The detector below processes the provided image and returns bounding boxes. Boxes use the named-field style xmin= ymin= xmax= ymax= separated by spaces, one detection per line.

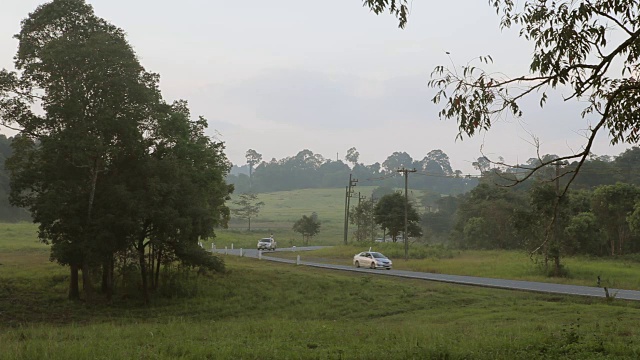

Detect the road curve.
xmin=212 ymin=247 xmax=640 ymax=301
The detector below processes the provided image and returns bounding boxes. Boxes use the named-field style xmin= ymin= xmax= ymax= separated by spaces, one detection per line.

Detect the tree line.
xmin=417 ymin=147 xmax=640 ymax=275
xmin=228 ymin=148 xmax=478 ymax=194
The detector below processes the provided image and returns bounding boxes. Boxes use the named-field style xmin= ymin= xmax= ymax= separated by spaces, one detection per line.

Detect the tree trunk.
xmin=82 ymin=262 xmax=93 ymax=299
xmin=611 ymin=235 xmax=616 ymax=256
xmin=248 ymin=217 xmax=251 ymax=231
xmin=101 ymin=255 xmax=113 ymax=302
xmin=619 ymin=226 xmax=626 ymax=255
xmin=82 ymin=156 xmax=99 ymax=300
xmin=553 ymin=253 xmax=561 ymax=276
xmin=150 ymin=243 xmax=155 ymax=288
xmin=154 ymin=248 xmax=162 ymax=290
xmin=69 ymin=263 xmax=80 ymax=301
xmin=137 ymin=237 xmax=149 ymax=305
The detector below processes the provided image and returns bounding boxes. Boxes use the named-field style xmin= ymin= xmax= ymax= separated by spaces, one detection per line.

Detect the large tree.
xmin=245 ymin=149 xmax=262 ymax=189
xmin=345 ymin=147 xmax=360 ymax=167
xmin=2 ymin=0 xmax=231 ymax=303
xmin=373 ymin=192 xmax=420 ymax=242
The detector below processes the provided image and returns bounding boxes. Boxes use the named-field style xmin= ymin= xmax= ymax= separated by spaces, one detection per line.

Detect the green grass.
xmin=4 ymin=250 xmax=640 ymax=359
xmin=269 ymin=244 xmax=640 ymax=290
xmin=4 ymin=224 xmax=640 ymax=358
xmin=223 ymin=186 xmax=383 ymax=247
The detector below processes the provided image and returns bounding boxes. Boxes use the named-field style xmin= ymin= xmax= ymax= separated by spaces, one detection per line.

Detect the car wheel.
xmin=355 ymin=261 xmax=360 ymax=268
xmin=370 ymin=262 xmax=376 ymax=269
xmin=386 ymin=267 xmax=391 ymax=270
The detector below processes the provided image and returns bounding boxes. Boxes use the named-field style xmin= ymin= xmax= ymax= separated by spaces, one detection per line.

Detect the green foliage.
xmin=292 ymin=214 xmax=321 ymax=245
xmin=592 ymin=183 xmax=640 ymax=255
xmin=371 ymin=185 xmax=396 ymax=200
xmin=0 ymin=0 xmax=232 ymax=303
xmin=455 ymin=183 xmax=527 ymax=249
xmin=242 ymin=148 xmax=477 ymax=194
xmin=349 ymin=196 xmax=375 ymax=241
xmin=345 ymin=146 xmax=359 ymax=166
xmin=231 ymin=192 xmax=264 ymax=231
xmin=244 ymin=148 xmax=262 ymax=189
xmin=374 ymin=192 xmax=421 ymax=241
xmin=565 ymin=212 xmax=606 ymax=256
xmin=0 ymin=135 xmax=29 ymax=222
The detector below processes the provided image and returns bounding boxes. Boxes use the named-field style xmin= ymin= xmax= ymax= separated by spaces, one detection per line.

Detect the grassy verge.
xmin=3 ymin=231 xmax=640 ymax=359
xmin=269 ymin=244 xmax=640 ymax=290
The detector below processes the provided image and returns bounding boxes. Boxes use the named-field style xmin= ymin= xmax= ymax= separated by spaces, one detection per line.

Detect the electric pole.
xmin=371 ymin=195 xmax=376 ymax=242
xmin=397 ymin=167 xmax=416 ymax=260
xmin=355 ymin=192 xmax=367 ymax=241
xmin=343 ymin=174 xmax=357 ymax=244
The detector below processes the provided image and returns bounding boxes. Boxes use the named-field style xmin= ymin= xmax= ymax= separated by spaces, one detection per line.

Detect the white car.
xmin=353 ymin=251 xmax=392 ymax=270
xmin=257 ymin=237 xmax=276 ymax=251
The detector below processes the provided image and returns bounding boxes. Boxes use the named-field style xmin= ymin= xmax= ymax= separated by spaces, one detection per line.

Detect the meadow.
xmin=223 ymin=188 xmax=640 ymax=291
xmin=3 ymin=225 xmax=640 ymax=359
xmin=4 ymin=187 xmax=640 ymax=359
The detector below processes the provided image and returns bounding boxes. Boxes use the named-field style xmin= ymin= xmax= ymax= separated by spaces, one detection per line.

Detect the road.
xmin=213 ymin=246 xmax=640 ymax=301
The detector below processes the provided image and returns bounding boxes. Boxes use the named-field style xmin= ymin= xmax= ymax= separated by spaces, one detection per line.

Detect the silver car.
xmin=353 ymin=251 xmax=392 ymax=270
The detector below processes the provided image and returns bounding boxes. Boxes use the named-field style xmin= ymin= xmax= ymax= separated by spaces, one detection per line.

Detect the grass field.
xmin=222 ymin=186 xmax=387 ymax=248
xmin=3 ymin=224 xmax=640 ymax=359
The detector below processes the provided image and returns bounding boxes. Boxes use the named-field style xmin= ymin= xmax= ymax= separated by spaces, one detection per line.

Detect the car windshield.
xmin=370 ymin=252 xmax=386 ymax=259
xmin=260 ymin=239 xmax=271 ymax=242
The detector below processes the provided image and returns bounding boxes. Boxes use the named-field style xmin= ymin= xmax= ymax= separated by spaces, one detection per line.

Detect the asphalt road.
xmin=213 ymin=246 xmax=640 ymax=301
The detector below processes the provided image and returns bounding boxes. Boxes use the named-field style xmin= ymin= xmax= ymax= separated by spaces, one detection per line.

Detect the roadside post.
xmin=296 ymin=255 xmax=300 ymax=265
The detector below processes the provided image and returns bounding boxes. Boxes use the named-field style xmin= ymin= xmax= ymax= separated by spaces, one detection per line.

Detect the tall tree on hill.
xmin=382 ymin=152 xmax=413 ymax=174
xmin=419 ymin=149 xmax=453 ymax=176
xmin=345 ymin=147 xmax=360 ymax=168
xmin=245 ymin=149 xmax=262 ymax=189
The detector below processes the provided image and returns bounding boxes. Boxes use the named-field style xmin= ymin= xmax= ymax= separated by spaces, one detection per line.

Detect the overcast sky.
xmin=0 ymin=0 xmax=631 ymax=173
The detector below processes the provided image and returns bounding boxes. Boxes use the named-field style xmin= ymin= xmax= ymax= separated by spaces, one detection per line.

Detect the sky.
xmin=0 ymin=0 xmax=632 ymax=174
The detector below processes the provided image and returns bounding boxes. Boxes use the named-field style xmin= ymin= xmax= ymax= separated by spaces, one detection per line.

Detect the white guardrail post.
xmin=225 ymin=246 xmax=228 ymax=255
xmin=231 ymin=243 xmax=234 ymax=250
xmin=296 ymin=255 xmax=300 ymax=265
xmin=258 ymin=250 xmax=262 ymax=260
xmin=240 ymin=248 xmax=243 ymax=257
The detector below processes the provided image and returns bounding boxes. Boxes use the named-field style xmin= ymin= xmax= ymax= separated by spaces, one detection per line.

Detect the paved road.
xmin=213 ymin=247 xmax=640 ymax=301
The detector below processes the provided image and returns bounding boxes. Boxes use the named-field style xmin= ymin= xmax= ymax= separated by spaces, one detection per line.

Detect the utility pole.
xmin=371 ymin=195 xmax=376 ymax=242
xmin=356 ymin=192 xmax=367 ymax=241
xmin=397 ymin=167 xmax=416 ymax=260
xmin=343 ymin=185 xmax=349 ymax=245
xmin=343 ymin=174 xmax=357 ymax=244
